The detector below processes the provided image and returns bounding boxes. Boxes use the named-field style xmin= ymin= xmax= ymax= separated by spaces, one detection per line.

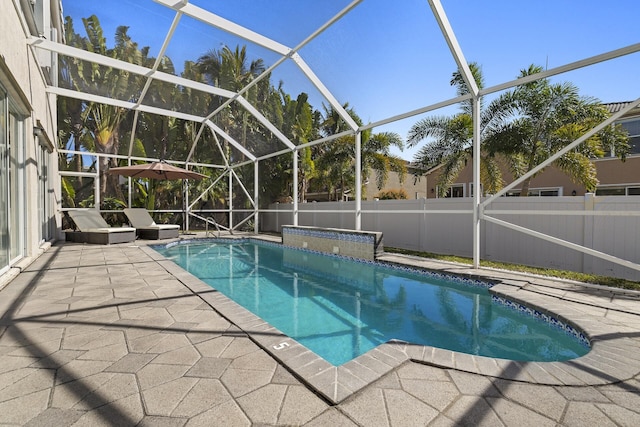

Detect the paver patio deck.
xmin=1 ymin=234 xmax=640 ymax=426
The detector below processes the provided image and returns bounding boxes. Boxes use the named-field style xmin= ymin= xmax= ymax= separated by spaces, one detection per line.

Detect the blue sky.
xmin=62 ymin=0 xmax=640 ymax=160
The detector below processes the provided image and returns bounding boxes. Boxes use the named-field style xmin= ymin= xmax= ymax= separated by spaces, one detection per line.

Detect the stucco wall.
xmin=0 ymin=1 xmax=60 ymax=268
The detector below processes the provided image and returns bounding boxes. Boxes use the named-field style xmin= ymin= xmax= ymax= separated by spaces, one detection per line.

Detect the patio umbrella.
xmin=108 ymin=160 xmax=207 ymax=231
xmin=107 ymin=160 xmax=207 ymax=181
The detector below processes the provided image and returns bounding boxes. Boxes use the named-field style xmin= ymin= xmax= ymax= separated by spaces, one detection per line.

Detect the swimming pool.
xmin=153 ymin=239 xmax=589 ymax=366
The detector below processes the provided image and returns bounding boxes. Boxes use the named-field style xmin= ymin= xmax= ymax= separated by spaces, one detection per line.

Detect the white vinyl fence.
xmin=260 ymin=195 xmax=640 ymax=281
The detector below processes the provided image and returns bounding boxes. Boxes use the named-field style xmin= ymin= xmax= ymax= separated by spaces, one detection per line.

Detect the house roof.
xmin=604 ymin=102 xmax=640 ymax=118
xmin=605 ymin=102 xmax=634 ymax=114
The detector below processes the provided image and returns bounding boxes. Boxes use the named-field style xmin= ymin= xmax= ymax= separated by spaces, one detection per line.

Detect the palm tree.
xmin=61 ymin=16 xmax=150 ymax=202
xmin=407 ymin=63 xmax=507 ymax=197
xmin=197 ymin=45 xmax=266 ymax=157
xmin=483 ymin=65 xmax=629 ymax=196
xmin=316 ymin=104 xmax=406 ymax=200
xmin=280 ymin=92 xmax=317 ymax=201
xmin=58 ymin=19 xmax=91 ymax=175
xmin=315 ymin=135 xmax=354 ymax=200
xmin=363 ymin=132 xmax=406 ymax=191
xmin=197 ymin=45 xmax=265 ymax=91
xmin=408 ymin=63 xmax=629 ymax=197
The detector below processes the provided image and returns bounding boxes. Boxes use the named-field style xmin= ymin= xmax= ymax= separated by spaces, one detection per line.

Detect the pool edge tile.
xmin=145 ymin=236 xmax=640 ymax=405
xmin=369 ymin=344 xmax=409 ymax=366
xmin=352 ymin=353 xmax=393 ymax=376
xmin=453 ymin=352 xmax=479 ymax=374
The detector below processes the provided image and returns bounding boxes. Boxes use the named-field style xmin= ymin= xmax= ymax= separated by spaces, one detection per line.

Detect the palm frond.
xmin=480 ymin=155 xmax=504 ymax=195
xmin=436 ymin=151 xmax=469 ymax=197
xmin=554 ymin=151 xmax=598 ymax=192
xmin=407 ymin=115 xmax=452 ymax=147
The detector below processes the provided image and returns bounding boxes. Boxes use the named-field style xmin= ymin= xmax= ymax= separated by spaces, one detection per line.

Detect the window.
xmin=0 ymin=86 xmax=8 ymax=271
xmin=619 ymin=118 xmax=640 ymax=155
xmin=9 ymin=109 xmax=25 ymax=261
xmin=500 ymin=187 xmax=562 ymax=197
xmin=469 ymin=183 xmax=483 ymax=197
xmin=436 ymin=183 xmax=464 ymax=198
xmin=596 ymin=185 xmax=640 ymax=196
xmin=596 ymin=187 xmax=625 ymax=196
xmin=529 ymin=188 xmax=560 ymax=197
xmin=38 ymin=145 xmax=51 ymax=242
xmin=0 ymin=82 xmax=27 ymax=271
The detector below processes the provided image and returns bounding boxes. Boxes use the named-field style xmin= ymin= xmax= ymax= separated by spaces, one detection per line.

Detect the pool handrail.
xmin=190 ymin=212 xmax=226 ymax=237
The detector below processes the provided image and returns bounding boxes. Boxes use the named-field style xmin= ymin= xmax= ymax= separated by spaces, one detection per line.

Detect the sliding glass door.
xmin=9 ymin=110 xmax=24 ymax=261
xmin=0 ymin=83 xmax=26 ymax=274
xmin=0 ymin=87 xmax=8 ymax=272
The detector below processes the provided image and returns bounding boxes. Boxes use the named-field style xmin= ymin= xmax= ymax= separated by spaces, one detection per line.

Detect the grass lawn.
xmin=386 ymin=247 xmax=640 ymax=291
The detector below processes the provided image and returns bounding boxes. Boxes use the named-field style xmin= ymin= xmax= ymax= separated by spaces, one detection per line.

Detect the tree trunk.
xmin=299 ymin=174 xmax=306 ymax=203
xmin=73 ymin=126 xmax=83 ymax=184
xmin=98 ymin=129 xmax=121 ymax=207
xmin=520 ymin=152 xmax=538 ymax=197
xmin=71 ymin=105 xmax=84 ymax=181
xmin=519 ymin=177 xmax=532 ymax=197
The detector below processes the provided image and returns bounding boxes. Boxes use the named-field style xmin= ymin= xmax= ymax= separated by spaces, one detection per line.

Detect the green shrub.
xmin=376 ymin=189 xmax=408 ymax=200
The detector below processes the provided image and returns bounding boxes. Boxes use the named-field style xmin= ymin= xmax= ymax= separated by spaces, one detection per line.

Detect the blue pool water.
xmin=154 ymin=239 xmax=589 ymax=366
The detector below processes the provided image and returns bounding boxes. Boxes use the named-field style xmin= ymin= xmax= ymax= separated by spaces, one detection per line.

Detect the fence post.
xmin=312 ymin=201 xmax=317 ymax=227
xmin=582 ymin=193 xmax=595 ymax=274
xmin=421 ymin=197 xmax=427 ymax=252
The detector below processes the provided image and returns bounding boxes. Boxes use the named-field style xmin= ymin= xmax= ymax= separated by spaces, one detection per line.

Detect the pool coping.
xmin=141 ymin=235 xmax=640 ymax=404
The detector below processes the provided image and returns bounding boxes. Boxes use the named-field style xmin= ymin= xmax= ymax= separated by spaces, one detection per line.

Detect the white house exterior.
xmin=0 ymin=0 xmax=62 ymax=284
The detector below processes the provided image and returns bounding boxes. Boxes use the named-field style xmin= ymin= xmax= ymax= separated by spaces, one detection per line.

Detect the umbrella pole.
xmin=183 ymin=179 xmax=188 ymax=232
xmin=182 ymin=179 xmax=196 ymax=235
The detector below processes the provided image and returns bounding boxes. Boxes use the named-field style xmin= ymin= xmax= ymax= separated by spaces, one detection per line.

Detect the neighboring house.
xmin=386 ymin=102 xmax=640 ymax=199
xmin=303 ymin=162 xmax=429 ymax=202
xmin=0 ymin=1 xmax=62 ymax=282
xmin=363 ymin=162 xmax=428 ymax=200
xmin=594 ymin=102 xmax=640 ymax=196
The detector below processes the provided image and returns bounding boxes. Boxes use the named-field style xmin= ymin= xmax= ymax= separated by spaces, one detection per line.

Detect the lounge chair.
xmin=123 ymin=208 xmax=180 ymax=240
xmin=66 ymin=209 xmax=137 ymax=244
